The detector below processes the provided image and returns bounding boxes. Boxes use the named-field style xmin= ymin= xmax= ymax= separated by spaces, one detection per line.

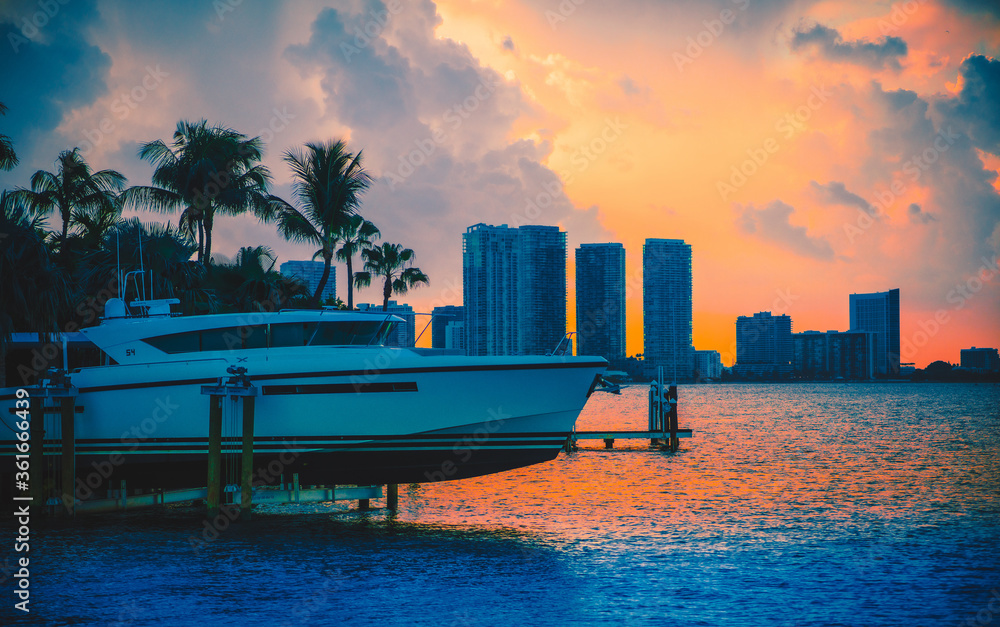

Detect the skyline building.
xmin=279 ymin=260 xmax=336 ymax=303
xmin=849 ymin=288 xmax=900 ymax=375
xmin=792 ymin=330 xmax=878 ymax=379
xmin=575 ymin=243 xmax=626 ymax=363
xmin=734 ymin=311 xmax=793 ymax=377
xmin=694 ymin=349 xmax=723 ymax=379
xmin=431 ymin=305 xmax=464 ymax=350
xmin=463 ymin=223 xmax=567 ymax=356
xmin=960 ymin=347 xmax=999 ymax=372
xmin=357 ymin=301 xmax=415 ymax=347
xmin=642 ymin=238 xmax=693 ymax=380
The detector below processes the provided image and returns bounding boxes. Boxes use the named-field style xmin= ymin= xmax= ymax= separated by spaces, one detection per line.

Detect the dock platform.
xmin=568 ymin=429 xmax=693 ymax=450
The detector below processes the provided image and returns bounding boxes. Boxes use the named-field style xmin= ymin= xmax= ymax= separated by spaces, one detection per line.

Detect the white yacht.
xmin=0 ymin=298 xmax=606 ymax=489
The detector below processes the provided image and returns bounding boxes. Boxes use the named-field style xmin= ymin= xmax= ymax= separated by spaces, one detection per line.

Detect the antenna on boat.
xmin=116 ymin=227 xmax=122 ymax=299
xmin=137 ymin=225 xmax=146 ymax=300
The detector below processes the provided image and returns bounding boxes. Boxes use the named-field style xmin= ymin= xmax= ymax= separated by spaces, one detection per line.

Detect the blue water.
xmin=2 ymin=383 xmax=998 ymax=626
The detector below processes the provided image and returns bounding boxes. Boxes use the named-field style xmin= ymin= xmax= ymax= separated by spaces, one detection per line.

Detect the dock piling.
xmin=387 ymin=483 xmax=399 ymax=511
xmin=207 ymin=394 xmax=223 ymax=518
xmin=240 ymin=396 xmax=255 ymax=520
xmin=60 ymin=396 xmax=75 ymax=517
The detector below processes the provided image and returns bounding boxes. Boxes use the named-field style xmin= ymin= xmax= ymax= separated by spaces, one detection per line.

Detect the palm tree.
xmin=335 ymin=214 xmax=380 ymax=310
xmin=268 ymin=140 xmax=372 ymax=307
xmin=354 ymin=242 xmax=429 ymax=311
xmin=125 ymin=120 xmax=272 ymax=268
xmin=0 ymin=102 xmax=17 ymax=171
xmin=208 ymin=246 xmax=308 ymax=313
xmin=14 ymin=148 xmax=126 ymax=264
xmin=0 ymin=192 xmax=71 ymax=386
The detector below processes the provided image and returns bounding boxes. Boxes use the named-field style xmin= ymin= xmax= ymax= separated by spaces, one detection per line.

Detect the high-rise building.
xmin=279 ymin=260 xmax=336 ymax=303
xmin=431 ymin=306 xmax=464 ymax=349
xmin=575 ymin=243 xmax=626 ymax=363
xmin=463 ymin=223 xmax=567 ymax=356
xmin=642 ymin=239 xmax=693 ymax=380
xmin=849 ymin=288 xmax=900 ymax=375
xmin=357 ymin=301 xmax=415 ymax=347
xmin=733 ymin=311 xmax=793 ymax=377
xmin=960 ymin=347 xmax=1000 ymax=372
xmin=693 ymin=349 xmax=723 ymax=379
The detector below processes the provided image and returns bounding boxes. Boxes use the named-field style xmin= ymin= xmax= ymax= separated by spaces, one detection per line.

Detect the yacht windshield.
xmin=143 ymin=319 xmax=398 ymax=354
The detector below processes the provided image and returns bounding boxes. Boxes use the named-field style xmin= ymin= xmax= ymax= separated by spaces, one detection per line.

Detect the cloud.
xmin=0 ymin=0 xmax=112 ymax=170
xmin=501 ymin=35 xmax=515 ymax=51
xmin=934 ymin=54 xmax=1000 ymax=156
xmin=790 ymin=23 xmax=907 ymax=71
xmin=735 ymin=200 xmax=835 ymax=261
xmin=618 ymin=76 xmax=640 ymax=96
xmin=282 ymin=0 xmax=611 ymax=308
xmin=908 ymin=203 xmax=937 ymax=224
xmin=811 ymin=180 xmax=873 ymax=214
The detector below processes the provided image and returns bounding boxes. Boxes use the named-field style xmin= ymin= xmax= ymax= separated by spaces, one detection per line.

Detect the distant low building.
xmin=693 ymin=349 xmax=722 ymax=379
xmin=960 ymin=347 xmax=999 ymax=372
xmin=734 ymin=311 xmax=793 ymax=378
xmin=792 ymin=329 xmax=877 ymax=380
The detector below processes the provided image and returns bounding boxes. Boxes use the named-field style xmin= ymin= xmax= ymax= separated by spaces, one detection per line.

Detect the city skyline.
xmin=2 ymin=1 xmax=997 ymax=368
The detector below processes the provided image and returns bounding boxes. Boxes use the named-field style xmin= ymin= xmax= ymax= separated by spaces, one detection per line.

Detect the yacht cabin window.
xmin=142 ymin=320 xmax=397 ymax=354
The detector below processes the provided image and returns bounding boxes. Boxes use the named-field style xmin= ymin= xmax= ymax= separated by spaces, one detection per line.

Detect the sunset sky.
xmin=2 ymin=0 xmax=998 ymax=367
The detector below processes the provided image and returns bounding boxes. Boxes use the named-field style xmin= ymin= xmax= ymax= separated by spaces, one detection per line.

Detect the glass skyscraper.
xmin=463 ymin=223 xmax=567 ymax=356
xmin=642 ymin=238 xmax=693 ymax=380
xmin=575 ymin=243 xmax=626 ymax=363
xmin=849 ymin=288 xmax=900 ymax=375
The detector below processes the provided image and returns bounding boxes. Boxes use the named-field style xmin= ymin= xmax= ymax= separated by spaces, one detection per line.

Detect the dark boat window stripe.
xmin=262 ymin=382 xmax=418 ymax=395
xmin=68 ymin=361 xmax=606 ymax=394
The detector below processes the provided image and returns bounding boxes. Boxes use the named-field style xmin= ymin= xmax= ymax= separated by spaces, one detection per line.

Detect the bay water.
xmin=3 ymin=383 xmax=998 ymax=626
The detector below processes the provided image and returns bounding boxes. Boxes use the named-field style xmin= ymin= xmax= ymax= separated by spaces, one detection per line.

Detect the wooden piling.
xmin=387 ymin=483 xmax=398 ymax=511
xmin=60 ymin=397 xmax=75 ymax=517
xmin=358 ymin=498 xmax=370 ymax=511
xmin=240 ymin=396 xmax=255 ymax=520
xmin=293 ymin=473 xmax=300 ymax=503
xmin=207 ymin=394 xmax=222 ymax=518
xmin=668 ymin=385 xmax=678 ymax=452
xmin=29 ymin=397 xmax=45 ymax=512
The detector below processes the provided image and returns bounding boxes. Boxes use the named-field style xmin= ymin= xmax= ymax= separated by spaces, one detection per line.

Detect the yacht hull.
xmin=0 ymin=349 xmax=605 ymax=492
